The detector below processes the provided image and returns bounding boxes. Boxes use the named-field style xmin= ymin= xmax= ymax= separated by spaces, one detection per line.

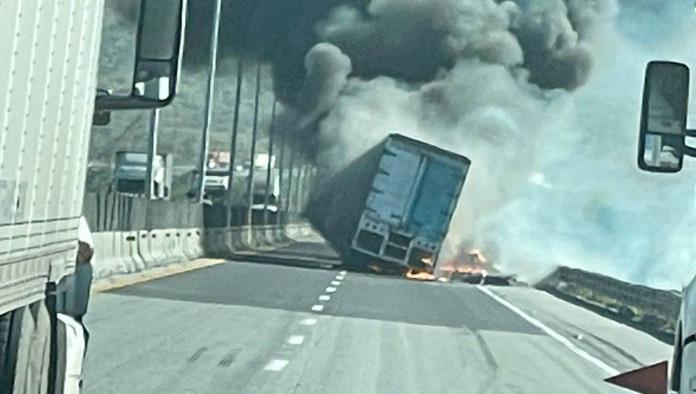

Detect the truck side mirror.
xmin=638 ymin=61 xmax=690 ymax=173
xmin=95 ymin=0 xmax=187 ymax=111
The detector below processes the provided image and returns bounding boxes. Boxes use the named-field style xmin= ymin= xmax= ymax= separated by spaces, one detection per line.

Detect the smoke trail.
xmin=297 ymin=43 xmax=352 ymax=128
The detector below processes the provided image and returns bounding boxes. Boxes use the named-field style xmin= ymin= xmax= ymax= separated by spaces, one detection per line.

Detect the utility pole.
xmin=263 ymin=99 xmax=277 ymax=225
xmin=293 ymin=156 xmax=305 ymax=218
xmin=194 ymin=0 xmax=222 ymax=203
xmin=226 ymin=59 xmax=244 ymax=227
xmin=277 ymin=128 xmax=286 ymax=225
xmin=245 ymin=63 xmax=262 ymax=226
xmin=285 ymin=141 xmax=296 ymax=223
xmin=145 ymin=108 xmax=160 ymax=199
xmin=302 ymin=163 xmax=316 ymax=211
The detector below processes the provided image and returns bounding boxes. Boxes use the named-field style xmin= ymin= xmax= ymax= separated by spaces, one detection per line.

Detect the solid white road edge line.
xmin=476 ymin=286 xmax=619 ymax=376
xmin=287 ymin=335 xmax=305 ymax=345
xmin=264 ymin=359 xmax=290 ymax=371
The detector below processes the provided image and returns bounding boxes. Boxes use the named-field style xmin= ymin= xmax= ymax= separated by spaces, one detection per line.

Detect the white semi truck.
xmin=0 ymin=1 xmax=187 ymax=392
xmin=606 ymin=62 xmax=696 ymax=394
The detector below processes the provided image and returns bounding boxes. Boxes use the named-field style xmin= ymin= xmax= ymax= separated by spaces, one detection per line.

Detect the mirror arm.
xmin=95 ymin=94 xmax=172 ymax=111
xmin=686 ymin=129 xmax=696 ymax=138
xmin=684 ymin=145 xmax=696 ymax=158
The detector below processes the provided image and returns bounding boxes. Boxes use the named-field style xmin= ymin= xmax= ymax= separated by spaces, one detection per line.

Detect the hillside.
xmin=88 ymin=3 xmax=277 ymax=195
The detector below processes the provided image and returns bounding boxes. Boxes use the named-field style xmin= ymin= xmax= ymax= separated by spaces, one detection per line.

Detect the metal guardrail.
xmin=536 ymin=266 xmax=681 ymax=343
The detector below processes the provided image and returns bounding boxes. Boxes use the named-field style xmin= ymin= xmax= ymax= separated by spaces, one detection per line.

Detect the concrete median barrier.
xmin=200 ymin=224 xmax=315 ymax=260
xmin=160 ymin=230 xmax=187 ymax=263
xmin=137 ymin=230 xmax=153 ymax=266
xmin=143 ymin=231 xmax=170 ymax=267
xmin=269 ymin=226 xmax=284 ymax=244
xmin=92 ymin=232 xmax=127 ymax=278
xmin=204 ymin=228 xmax=227 ymax=257
xmin=252 ymin=226 xmax=270 ymax=248
xmin=231 ymin=226 xmax=252 ymax=251
xmin=183 ymin=229 xmax=205 ymax=260
xmin=223 ymin=228 xmax=241 ymax=255
xmin=93 ymin=228 xmax=206 ymax=280
xmin=284 ymin=224 xmax=300 ymax=239
xmin=122 ymin=232 xmax=144 ymax=272
xmin=173 ymin=230 xmax=190 ymax=261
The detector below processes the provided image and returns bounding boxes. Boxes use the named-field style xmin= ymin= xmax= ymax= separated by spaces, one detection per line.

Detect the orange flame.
xmin=405 ymin=268 xmax=436 ymax=281
xmin=440 ymin=248 xmax=491 ymax=275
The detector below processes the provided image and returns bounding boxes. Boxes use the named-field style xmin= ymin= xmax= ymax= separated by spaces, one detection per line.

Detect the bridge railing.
xmin=536 ymin=266 xmax=681 ymax=343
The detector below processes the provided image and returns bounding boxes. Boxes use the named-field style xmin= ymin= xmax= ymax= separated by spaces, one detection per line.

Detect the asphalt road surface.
xmin=83 ymin=260 xmax=670 ymax=394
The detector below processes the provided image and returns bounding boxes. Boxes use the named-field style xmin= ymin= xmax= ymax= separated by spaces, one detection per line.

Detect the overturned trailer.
xmin=306 ymin=134 xmax=471 ymax=273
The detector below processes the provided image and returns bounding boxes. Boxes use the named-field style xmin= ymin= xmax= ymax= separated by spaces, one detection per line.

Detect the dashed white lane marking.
xmin=325 ymin=287 xmax=337 ymax=293
xmin=336 ymin=275 xmax=345 ymax=281
xmin=264 ymin=359 xmax=290 ymax=371
xmin=319 ymin=295 xmax=331 ymax=301
xmin=311 ymin=304 xmax=324 ymax=312
xmin=476 ymin=286 xmax=619 ymax=376
xmin=331 ymin=280 xmax=341 ymax=286
xmin=300 ymin=318 xmax=317 ymax=326
xmin=287 ymin=335 xmax=305 ymax=345
xmin=340 ymin=270 xmax=347 ymax=275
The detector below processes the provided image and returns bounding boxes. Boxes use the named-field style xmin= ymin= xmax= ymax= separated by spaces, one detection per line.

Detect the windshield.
xmin=74 ymin=1 xmax=693 ymax=393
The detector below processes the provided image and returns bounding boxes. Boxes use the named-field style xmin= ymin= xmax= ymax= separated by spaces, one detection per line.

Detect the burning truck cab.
xmin=305 ymin=134 xmax=470 ymax=276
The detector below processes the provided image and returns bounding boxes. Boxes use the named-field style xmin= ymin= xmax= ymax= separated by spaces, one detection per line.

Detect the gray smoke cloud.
xmin=514 ymin=0 xmax=619 ymax=89
xmin=297 ymin=43 xmax=352 ymax=128
xmin=110 ymin=0 xmax=606 ymax=109
xmin=312 ymin=0 xmax=696 ymax=289
xmin=312 ymin=0 xmax=615 ymax=203
xmin=316 ymin=0 xmax=610 ymax=91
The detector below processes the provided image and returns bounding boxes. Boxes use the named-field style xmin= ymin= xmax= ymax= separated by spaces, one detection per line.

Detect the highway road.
xmin=82 ymin=258 xmax=671 ymax=394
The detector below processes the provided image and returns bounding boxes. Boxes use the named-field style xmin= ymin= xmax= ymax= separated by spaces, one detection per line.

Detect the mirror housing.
xmin=638 ymin=61 xmax=690 ymax=173
xmin=95 ymin=0 xmax=187 ymax=111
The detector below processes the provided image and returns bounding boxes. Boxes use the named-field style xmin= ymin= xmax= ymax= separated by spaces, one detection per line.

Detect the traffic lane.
xmin=106 ymin=261 xmax=338 ymax=313
xmin=487 ymin=286 xmax=672 ymax=371
xmin=83 ymin=262 xmax=633 ymax=393
xmin=322 ymin=271 xmax=541 ymax=332
xmin=83 ymin=260 xmax=340 ymax=394
xmin=261 ymin=316 xmax=630 ymax=394
xmin=82 ymin=293 xmax=318 ymax=394
xmin=247 ymin=272 xmax=629 ymax=394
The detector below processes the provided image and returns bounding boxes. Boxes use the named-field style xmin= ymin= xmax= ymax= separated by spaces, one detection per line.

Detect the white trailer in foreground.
xmin=0 ymin=1 xmax=187 ymax=392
